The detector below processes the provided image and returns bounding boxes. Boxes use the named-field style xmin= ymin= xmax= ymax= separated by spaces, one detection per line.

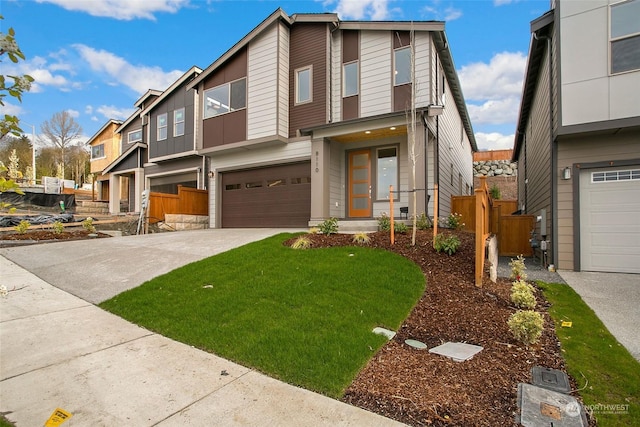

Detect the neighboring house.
xmin=187 ymin=9 xmax=476 ymax=228
xmin=513 ymin=0 xmax=640 ymax=273
xmin=86 ymin=119 xmax=122 ymax=200
xmin=102 ymin=66 xmax=205 ymax=214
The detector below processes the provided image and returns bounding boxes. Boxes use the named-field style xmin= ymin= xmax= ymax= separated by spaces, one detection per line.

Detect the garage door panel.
xmin=221 ymin=162 xmax=311 ymax=228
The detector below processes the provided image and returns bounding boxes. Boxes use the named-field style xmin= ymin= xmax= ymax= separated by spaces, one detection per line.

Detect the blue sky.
xmin=3 ymin=0 xmax=551 ymax=151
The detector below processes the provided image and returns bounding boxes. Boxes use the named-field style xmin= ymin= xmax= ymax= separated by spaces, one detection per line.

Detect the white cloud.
xmin=96 ymin=105 xmax=136 ymax=121
xmin=474 ymin=132 xmax=515 ymax=151
xmin=85 ymin=105 xmax=93 ymax=115
xmin=2 ymin=102 xmax=24 ymax=116
xmin=66 ymin=109 xmax=80 ymax=118
xmin=327 ymin=0 xmax=391 ymax=20
xmin=35 ymin=0 xmax=190 ymax=21
xmin=458 ymin=51 xmax=526 ymax=101
xmin=73 ymin=44 xmax=184 ymax=95
xmin=466 ymin=96 xmax=521 ymax=126
xmin=494 ymin=0 xmax=521 ymax=6
xmin=420 ymin=2 xmax=463 ymax=22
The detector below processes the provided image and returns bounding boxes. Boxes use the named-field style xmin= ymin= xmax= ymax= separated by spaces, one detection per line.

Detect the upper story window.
xmin=343 ymin=61 xmax=359 ymax=97
xmin=157 ymin=113 xmax=168 ymax=141
xmin=394 ymin=46 xmax=411 ymax=85
xmin=611 ymin=0 xmax=640 ymax=74
xmin=91 ymin=144 xmax=105 ymax=160
xmin=174 ymin=108 xmax=185 ymax=137
xmin=204 ymin=78 xmax=247 ymax=119
xmin=128 ymin=129 xmax=142 ymax=144
xmin=295 ymin=66 xmax=312 ymax=104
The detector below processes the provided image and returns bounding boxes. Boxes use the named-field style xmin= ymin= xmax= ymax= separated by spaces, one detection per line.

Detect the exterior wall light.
xmin=562 ymin=167 xmax=571 ymax=180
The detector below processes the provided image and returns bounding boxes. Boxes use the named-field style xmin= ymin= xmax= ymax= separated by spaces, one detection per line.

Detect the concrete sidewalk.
xmin=0 ymin=254 xmax=404 ymax=426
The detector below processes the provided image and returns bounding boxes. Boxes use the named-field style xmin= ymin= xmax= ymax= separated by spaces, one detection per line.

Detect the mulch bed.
xmin=286 ymin=229 xmax=590 ymax=426
xmin=0 ymin=229 xmax=111 ymax=246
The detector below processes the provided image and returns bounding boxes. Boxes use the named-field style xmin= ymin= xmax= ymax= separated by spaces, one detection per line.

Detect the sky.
xmin=2 ymin=0 xmax=552 ymax=151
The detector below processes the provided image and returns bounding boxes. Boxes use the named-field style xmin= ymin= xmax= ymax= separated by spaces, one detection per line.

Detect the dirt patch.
xmin=286 ymin=230 xmax=591 ymax=427
xmin=0 ymin=229 xmax=112 ymax=245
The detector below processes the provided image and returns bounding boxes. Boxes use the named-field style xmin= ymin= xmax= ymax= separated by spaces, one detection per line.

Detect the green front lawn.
xmin=100 ymin=233 xmax=425 ymax=398
xmin=538 ymin=282 xmax=640 ymax=426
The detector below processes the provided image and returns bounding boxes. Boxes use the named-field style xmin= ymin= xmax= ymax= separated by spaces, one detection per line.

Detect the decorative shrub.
xmin=511 ymin=288 xmax=537 ymax=309
xmin=291 ymin=235 xmax=312 ymax=250
xmin=377 ymin=213 xmax=391 ymax=232
xmin=415 ymin=212 xmax=431 ymax=230
xmin=51 ymin=221 xmax=65 ymax=234
xmin=434 ymin=234 xmax=461 ymax=255
xmin=489 ymin=184 xmax=501 ymax=200
xmin=15 ymin=219 xmax=30 ymax=234
xmin=318 ymin=217 xmax=338 ymax=235
xmin=511 ymin=279 xmax=534 ymax=294
xmin=508 ymin=310 xmax=544 ymax=345
xmin=446 ymin=212 xmax=465 ymax=230
xmin=82 ymin=217 xmax=96 ymax=234
xmin=308 ymin=227 xmax=319 ymax=234
xmin=352 ymin=232 xmax=370 ymax=245
xmin=394 ymin=222 xmax=408 ymax=234
xmin=509 ymin=255 xmax=528 ymax=281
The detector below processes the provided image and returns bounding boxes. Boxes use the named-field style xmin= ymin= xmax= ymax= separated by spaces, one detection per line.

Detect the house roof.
xmin=134 ymin=89 xmax=162 ymax=109
xmin=115 ymin=108 xmax=142 ymax=135
xmin=85 ymin=119 xmax=122 ymax=146
xmin=139 ymin=66 xmax=202 ymax=117
xmin=512 ymin=10 xmax=554 ymax=161
xmin=101 ymin=141 xmax=146 ymax=175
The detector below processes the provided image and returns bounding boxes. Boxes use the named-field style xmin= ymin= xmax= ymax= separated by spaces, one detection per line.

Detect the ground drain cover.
xmin=372 ymin=327 xmax=396 ymax=340
xmin=531 ymin=366 xmax=571 ymax=394
xmin=404 ymin=339 xmax=427 ymax=349
xmin=517 ymin=383 xmax=586 ymax=427
xmin=428 ymin=342 xmax=483 ymax=362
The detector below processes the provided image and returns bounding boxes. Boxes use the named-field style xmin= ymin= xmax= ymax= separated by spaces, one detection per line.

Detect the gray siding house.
xmin=513 ymin=0 xmax=640 ymax=273
xmin=187 ymin=9 xmax=476 ymax=228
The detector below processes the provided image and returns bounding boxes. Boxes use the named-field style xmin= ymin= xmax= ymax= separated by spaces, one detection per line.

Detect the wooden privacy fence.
xmin=148 ymin=185 xmax=208 ymax=223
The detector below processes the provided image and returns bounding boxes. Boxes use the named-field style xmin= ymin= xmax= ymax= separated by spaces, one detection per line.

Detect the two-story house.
xmin=513 ymin=0 xmax=640 ymax=273
xmin=86 ymin=119 xmax=122 ymax=201
xmin=187 ymin=9 xmax=476 ymax=228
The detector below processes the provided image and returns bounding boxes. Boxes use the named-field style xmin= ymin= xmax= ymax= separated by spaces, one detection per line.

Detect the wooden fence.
xmin=148 ymin=186 xmax=208 ymax=223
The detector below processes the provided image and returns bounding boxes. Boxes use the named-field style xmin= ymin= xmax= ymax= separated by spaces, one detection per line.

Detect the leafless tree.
xmin=39 ymin=111 xmax=82 ymax=179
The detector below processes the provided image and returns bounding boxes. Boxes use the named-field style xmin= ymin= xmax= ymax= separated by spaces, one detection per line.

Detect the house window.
xmin=173 ymin=108 xmax=185 ymax=137
xmin=91 ymin=144 xmax=104 ymax=160
xmin=343 ymin=61 xmax=358 ymax=97
xmin=376 ymin=147 xmax=398 ymax=200
xmin=204 ymin=78 xmax=247 ymax=118
xmin=394 ymin=46 xmax=411 ymax=85
xmin=611 ymin=0 xmax=640 ymax=74
xmin=128 ymin=129 xmax=142 ymax=144
xmin=157 ymin=113 xmax=167 ymax=141
xmin=295 ymin=66 xmax=312 ymax=104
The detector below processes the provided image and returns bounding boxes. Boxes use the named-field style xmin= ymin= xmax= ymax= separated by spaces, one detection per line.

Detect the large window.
xmin=91 ymin=144 xmax=104 ymax=160
xmin=376 ymin=147 xmax=398 ymax=200
xmin=295 ymin=66 xmax=312 ymax=104
xmin=173 ymin=108 xmax=185 ymax=137
xmin=204 ymin=78 xmax=247 ymax=118
xmin=394 ymin=46 xmax=411 ymax=85
xmin=157 ymin=113 xmax=167 ymax=141
xmin=611 ymin=0 xmax=640 ymax=74
xmin=343 ymin=61 xmax=358 ymax=97
xmin=128 ymin=129 xmax=142 ymax=144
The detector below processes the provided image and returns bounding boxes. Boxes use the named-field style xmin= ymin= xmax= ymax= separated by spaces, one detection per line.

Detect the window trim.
xmin=375 ymin=145 xmax=399 ymax=201
xmin=343 ymin=60 xmax=359 ymax=97
xmin=173 ymin=108 xmax=185 ymax=137
xmin=157 ymin=113 xmax=168 ymax=141
xmin=609 ymin=0 xmax=640 ymax=74
xmin=295 ymin=65 xmax=313 ymax=105
xmin=394 ymin=46 xmax=412 ymax=86
xmin=127 ymin=129 xmax=142 ymax=144
xmin=203 ymin=77 xmax=247 ymax=119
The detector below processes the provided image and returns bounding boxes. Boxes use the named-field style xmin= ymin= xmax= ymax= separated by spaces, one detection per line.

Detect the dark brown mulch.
xmin=0 ymin=229 xmax=111 ymax=245
xmin=286 ymin=229 xmax=587 ymax=427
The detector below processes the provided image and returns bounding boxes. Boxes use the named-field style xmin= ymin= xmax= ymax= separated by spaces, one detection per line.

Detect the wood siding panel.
xmin=360 ymin=31 xmax=392 ymax=117
xmin=415 ymin=33 xmax=431 ymax=108
xmin=289 ymin=23 xmax=327 ymax=137
xmin=331 ymin=32 xmax=342 ymax=122
xmin=342 ymin=95 xmax=359 ymax=120
xmin=278 ymin=22 xmax=290 ymax=138
xmin=248 ymin=23 xmax=279 ymax=140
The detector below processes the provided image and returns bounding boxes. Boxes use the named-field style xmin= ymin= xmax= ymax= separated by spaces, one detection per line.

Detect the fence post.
xmin=390 ymin=185 xmax=395 ymax=245
xmin=474 ymin=177 xmax=488 ymax=287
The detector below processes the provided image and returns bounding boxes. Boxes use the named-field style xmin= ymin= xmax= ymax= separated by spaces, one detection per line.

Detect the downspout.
xmin=434 ymin=54 xmax=440 ymax=217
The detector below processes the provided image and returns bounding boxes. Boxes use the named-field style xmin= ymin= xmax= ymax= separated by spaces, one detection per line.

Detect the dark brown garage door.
xmin=221 ymin=162 xmax=311 ymax=228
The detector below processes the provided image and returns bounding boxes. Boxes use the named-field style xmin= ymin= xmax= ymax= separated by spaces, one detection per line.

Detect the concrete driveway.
xmin=0 ymin=228 xmax=298 ymax=304
xmin=559 ymin=270 xmax=640 ymax=361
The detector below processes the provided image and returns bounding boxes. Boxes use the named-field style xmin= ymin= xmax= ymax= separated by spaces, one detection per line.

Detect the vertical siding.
xmin=248 ymin=23 xmax=279 ymax=139
xmin=331 ymin=31 xmax=342 ymax=122
xmin=278 ymin=22 xmax=290 ymax=138
xmin=360 ymin=30 xmax=392 ymax=117
xmin=414 ymin=32 xmax=431 ymax=108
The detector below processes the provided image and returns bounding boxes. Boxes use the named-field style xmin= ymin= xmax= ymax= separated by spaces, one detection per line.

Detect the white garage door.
xmin=580 ymin=167 xmax=640 ymax=273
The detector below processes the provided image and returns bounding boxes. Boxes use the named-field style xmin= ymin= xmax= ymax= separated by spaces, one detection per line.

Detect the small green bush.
xmin=51 ymin=221 xmax=65 ymax=234
xmin=509 ymin=255 xmax=528 ymax=281
xmin=352 ymin=232 xmax=370 ymax=245
xmin=446 ymin=212 xmax=465 ymax=230
xmin=82 ymin=216 xmax=96 ymax=234
xmin=291 ymin=235 xmax=312 ymax=250
xmin=415 ymin=212 xmax=431 ymax=230
xmin=14 ymin=219 xmax=30 ymax=234
xmin=508 ymin=310 xmax=544 ymax=345
xmin=318 ymin=217 xmax=338 ymax=235
xmin=489 ymin=184 xmax=501 ymax=200
xmin=377 ymin=213 xmax=391 ymax=232
xmin=308 ymin=227 xmax=319 ymax=234
xmin=394 ymin=222 xmax=408 ymax=234
xmin=511 ymin=288 xmax=537 ymax=309
xmin=511 ymin=279 xmax=534 ymax=294
xmin=434 ymin=234 xmax=461 ymax=255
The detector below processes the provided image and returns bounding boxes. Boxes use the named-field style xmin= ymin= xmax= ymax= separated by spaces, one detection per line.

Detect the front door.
xmin=348 ymin=150 xmax=371 ymax=217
